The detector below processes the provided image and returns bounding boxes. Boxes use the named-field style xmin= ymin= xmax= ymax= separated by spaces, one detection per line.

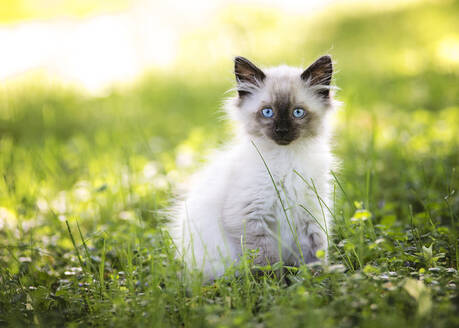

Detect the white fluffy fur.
xmin=169 ymin=64 xmax=337 ymax=281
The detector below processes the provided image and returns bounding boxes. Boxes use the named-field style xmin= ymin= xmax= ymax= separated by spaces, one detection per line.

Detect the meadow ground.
xmin=0 ymin=1 xmax=458 ymax=327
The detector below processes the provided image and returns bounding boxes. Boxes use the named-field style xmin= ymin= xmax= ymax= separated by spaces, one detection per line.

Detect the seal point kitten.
xmin=170 ymin=55 xmax=337 ymax=280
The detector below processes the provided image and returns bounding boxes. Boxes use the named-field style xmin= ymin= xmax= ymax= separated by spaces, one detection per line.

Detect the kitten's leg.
xmin=287 ymin=223 xmax=327 ymax=265
xmin=242 ymin=218 xmax=280 ymax=266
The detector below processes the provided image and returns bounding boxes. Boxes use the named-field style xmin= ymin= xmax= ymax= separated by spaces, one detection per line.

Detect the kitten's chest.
xmin=222 ymin=143 xmax=329 ymax=226
xmin=231 ymin=155 xmax=317 ymax=216
xmin=269 ymin=166 xmax=316 ymax=214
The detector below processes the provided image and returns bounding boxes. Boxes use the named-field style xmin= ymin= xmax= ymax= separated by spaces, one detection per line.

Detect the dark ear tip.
xmin=317 ymin=55 xmax=332 ymax=64
xmin=301 ymin=54 xmax=334 ymax=87
xmin=233 ymin=56 xmax=266 ymax=86
xmin=234 ymin=56 xmax=249 ymax=66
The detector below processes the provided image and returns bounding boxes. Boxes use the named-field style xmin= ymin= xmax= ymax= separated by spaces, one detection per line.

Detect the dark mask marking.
xmin=254 ymin=89 xmax=323 ymax=145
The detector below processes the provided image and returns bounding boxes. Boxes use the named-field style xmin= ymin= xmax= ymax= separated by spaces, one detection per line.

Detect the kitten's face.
xmin=232 ymin=56 xmax=333 ymax=145
xmin=253 ymin=88 xmax=320 ymax=145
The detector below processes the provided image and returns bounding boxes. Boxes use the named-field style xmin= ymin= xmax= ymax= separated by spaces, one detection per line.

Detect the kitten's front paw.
xmin=305 ymin=231 xmax=327 ymax=263
xmin=309 ymin=232 xmax=326 ymax=250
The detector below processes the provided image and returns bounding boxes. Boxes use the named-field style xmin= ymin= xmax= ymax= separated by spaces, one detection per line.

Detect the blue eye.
xmin=293 ymin=108 xmax=305 ymax=118
xmin=261 ymin=107 xmax=274 ymax=118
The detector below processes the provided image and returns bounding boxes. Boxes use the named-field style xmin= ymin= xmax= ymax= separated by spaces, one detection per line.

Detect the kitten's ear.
xmin=234 ymin=56 xmax=266 ymax=97
xmin=301 ymin=55 xmax=333 ymax=99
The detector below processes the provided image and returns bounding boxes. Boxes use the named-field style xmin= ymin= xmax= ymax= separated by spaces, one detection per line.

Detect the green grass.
xmin=0 ymin=1 xmax=458 ymax=327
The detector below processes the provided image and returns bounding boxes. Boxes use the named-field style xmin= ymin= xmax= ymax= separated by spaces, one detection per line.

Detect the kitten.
xmin=170 ymin=55 xmax=337 ymax=281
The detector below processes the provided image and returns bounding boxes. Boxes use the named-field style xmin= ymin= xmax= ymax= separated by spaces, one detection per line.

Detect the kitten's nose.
xmin=275 ymin=126 xmax=289 ymax=135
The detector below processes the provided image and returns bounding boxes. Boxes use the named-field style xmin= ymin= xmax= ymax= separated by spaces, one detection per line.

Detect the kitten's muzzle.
xmin=274 ymin=139 xmax=293 ymax=145
xmin=273 ymin=127 xmax=294 ymax=145
xmin=274 ymin=126 xmax=289 ymax=135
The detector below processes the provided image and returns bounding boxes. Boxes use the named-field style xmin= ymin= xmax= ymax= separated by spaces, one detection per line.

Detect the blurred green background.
xmin=0 ymin=0 xmax=458 ymax=326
